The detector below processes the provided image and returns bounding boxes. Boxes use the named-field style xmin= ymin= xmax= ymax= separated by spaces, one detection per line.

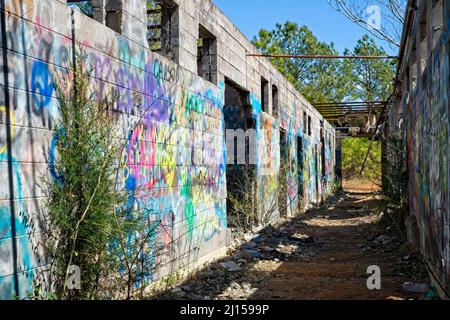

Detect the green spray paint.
xmin=182 ymin=175 xmax=195 ymax=240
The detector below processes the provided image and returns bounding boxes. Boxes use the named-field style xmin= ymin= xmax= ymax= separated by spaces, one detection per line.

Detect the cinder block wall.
xmin=392 ymin=0 xmax=450 ymax=295
xmin=0 ymin=0 xmax=336 ymax=299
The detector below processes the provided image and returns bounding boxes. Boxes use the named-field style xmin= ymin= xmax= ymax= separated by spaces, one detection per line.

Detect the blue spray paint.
xmin=0 ymin=153 xmax=34 ymax=299
xmin=31 ymin=61 xmax=54 ymax=110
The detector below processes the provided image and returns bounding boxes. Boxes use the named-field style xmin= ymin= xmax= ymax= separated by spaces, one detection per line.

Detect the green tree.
xmin=41 ymin=52 xmax=166 ymax=300
xmin=344 ymin=35 xmax=395 ymax=102
xmin=342 ymin=137 xmax=381 ymax=183
xmin=252 ymin=22 xmax=351 ymax=103
xmin=339 ymin=36 xmax=394 ymax=185
xmin=42 ymin=53 xmax=125 ymax=300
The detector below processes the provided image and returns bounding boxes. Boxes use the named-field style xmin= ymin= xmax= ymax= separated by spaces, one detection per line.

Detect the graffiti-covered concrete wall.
xmin=392 ymin=0 xmax=450 ymax=295
xmin=0 ymin=0 xmax=336 ymax=299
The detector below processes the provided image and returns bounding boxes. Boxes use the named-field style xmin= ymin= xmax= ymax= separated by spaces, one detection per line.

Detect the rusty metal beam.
xmin=247 ymin=54 xmax=398 ymax=60
xmin=316 ymin=106 xmax=385 ymax=110
xmin=319 ymin=109 xmax=384 ymax=113
xmin=316 ymin=107 xmax=385 ymax=110
xmin=322 ymin=112 xmax=383 ymax=115
xmin=313 ymin=101 xmax=388 ymax=106
xmin=335 ymin=127 xmax=372 ymax=130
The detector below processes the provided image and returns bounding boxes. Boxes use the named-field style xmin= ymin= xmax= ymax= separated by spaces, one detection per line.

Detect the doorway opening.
xmin=224 ymin=79 xmax=257 ymax=228
xmin=341 ymin=137 xmax=382 ymax=193
xmin=321 ymin=125 xmax=326 ymax=203
xmin=279 ymin=129 xmax=289 ymax=217
xmin=147 ymin=0 xmax=179 ymax=62
xmin=315 ymin=145 xmax=320 ymax=204
xmin=297 ymin=136 xmax=304 ymax=211
xmin=197 ymin=25 xmax=218 ymax=84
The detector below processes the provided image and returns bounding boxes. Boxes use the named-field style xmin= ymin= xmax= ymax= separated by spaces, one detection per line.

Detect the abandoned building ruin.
xmin=0 ymin=0 xmax=336 ymax=298
xmin=387 ymin=0 xmax=450 ymax=298
xmin=1 ymin=0 xmax=449 ymax=299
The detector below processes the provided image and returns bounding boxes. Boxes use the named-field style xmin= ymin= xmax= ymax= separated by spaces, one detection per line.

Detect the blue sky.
xmin=213 ymin=0 xmax=398 ymax=56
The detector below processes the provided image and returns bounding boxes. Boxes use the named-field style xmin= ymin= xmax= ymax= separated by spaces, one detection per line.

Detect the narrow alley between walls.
xmin=154 ymin=188 xmax=432 ymax=300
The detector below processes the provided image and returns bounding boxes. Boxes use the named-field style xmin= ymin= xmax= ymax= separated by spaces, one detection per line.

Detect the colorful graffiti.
xmin=0 ymin=152 xmax=36 ymax=299
xmin=276 ymin=102 xmax=332 ymax=210
xmin=224 ymin=84 xmax=334 ymax=220
xmin=0 ymin=0 xmax=335 ymax=299
xmin=0 ymin=0 xmax=228 ymax=298
xmin=31 ymin=61 xmax=54 ymax=110
xmin=391 ymin=0 xmax=450 ymax=293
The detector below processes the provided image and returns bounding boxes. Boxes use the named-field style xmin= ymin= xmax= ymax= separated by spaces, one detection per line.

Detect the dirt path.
xmin=155 ymin=192 xmax=429 ymax=300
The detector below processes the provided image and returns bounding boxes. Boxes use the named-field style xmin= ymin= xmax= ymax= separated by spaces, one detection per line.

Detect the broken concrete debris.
xmin=374 ymin=235 xmax=393 ymax=245
xmin=220 ymin=261 xmax=242 ymax=272
xmin=154 ymin=193 xmax=432 ymax=301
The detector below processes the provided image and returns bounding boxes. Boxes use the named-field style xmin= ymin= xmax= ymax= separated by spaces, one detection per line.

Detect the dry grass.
xmin=343 ymin=178 xmax=380 ymax=193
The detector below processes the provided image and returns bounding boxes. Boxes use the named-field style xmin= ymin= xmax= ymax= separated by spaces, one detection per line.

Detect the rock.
xmin=242 ymin=283 xmax=251 ymax=291
xmin=264 ymin=225 xmax=275 ymax=234
xmin=302 ymin=236 xmax=315 ymax=244
xmin=220 ymin=261 xmax=242 ymax=272
xmin=261 ymin=246 xmax=275 ymax=252
xmin=233 ymin=252 xmax=242 ymax=260
xmin=244 ymin=249 xmax=262 ymax=258
xmin=272 ymin=231 xmax=282 ymax=238
xmin=244 ymin=242 xmax=258 ymax=249
xmin=243 ymin=234 xmax=254 ymax=242
xmin=253 ymin=235 xmax=266 ymax=243
xmin=288 ymin=234 xmax=315 ymax=244
xmin=267 ymin=238 xmax=282 ymax=247
xmin=402 ymin=282 xmax=431 ymax=293
xmin=230 ymin=281 xmax=241 ymax=290
xmin=374 ymin=235 xmax=392 ymax=244
xmin=171 ymin=287 xmax=183 ymax=293
xmin=181 ymin=286 xmax=191 ymax=292
xmin=171 ymin=287 xmax=187 ymax=297
xmin=402 ymin=255 xmax=412 ymax=261
xmin=197 ymin=271 xmax=207 ymax=277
